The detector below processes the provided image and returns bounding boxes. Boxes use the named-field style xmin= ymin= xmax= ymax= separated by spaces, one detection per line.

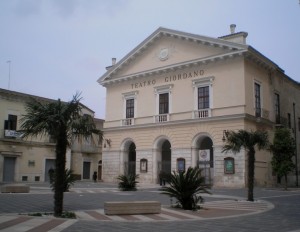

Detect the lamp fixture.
xmin=222 ymin=130 xmax=229 ymax=142
xmin=104 ymin=138 xmax=111 ymax=148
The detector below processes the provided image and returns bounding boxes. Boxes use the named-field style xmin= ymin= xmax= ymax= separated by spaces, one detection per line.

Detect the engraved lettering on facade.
xmin=131 ymin=70 xmax=204 ymax=89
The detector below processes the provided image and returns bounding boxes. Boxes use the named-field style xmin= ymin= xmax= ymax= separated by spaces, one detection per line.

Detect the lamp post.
xmin=6 ymin=60 xmax=11 ymax=90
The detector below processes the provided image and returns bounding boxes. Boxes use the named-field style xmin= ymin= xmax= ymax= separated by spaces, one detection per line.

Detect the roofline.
xmin=0 ymin=88 xmax=95 ymax=113
xmin=97 ymin=27 xmax=248 ymax=84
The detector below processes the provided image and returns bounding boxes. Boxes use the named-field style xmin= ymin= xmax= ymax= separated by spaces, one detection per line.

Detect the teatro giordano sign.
xmin=130 ymin=69 xmax=205 ymax=89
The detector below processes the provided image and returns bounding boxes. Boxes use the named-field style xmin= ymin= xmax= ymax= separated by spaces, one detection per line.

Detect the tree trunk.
xmin=247 ymin=150 xmax=255 ymax=201
xmin=54 ymin=131 xmax=68 ymax=217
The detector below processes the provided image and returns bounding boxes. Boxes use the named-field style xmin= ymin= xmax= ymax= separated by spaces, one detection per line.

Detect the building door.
xmin=3 ymin=157 xmax=16 ymax=182
xmin=160 ymin=140 xmax=171 ymax=174
xmin=98 ymin=160 xmax=102 ymax=180
xmin=127 ymin=143 xmax=136 ymax=175
xmin=45 ymin=159 xmax=55 ymax=182
xmin=197 ymin=136 xmax=213 ymax=185
xmin=83 ymin=161 xmax=91 ymax=179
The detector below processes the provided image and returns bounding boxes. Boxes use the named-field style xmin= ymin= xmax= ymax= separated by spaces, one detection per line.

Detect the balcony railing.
xmin=122 ymin=118 xmax=134 ymax=126
xmin=155 ymin=114 xmax=169 ymax=123
xmin=193 ymin=109 xmax=211 ymax=119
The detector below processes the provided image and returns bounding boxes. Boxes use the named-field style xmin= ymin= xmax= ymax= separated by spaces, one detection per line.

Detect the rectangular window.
xmin=126 ymin=99 xmax=134 ymax=118
xmin=198 ymin=86 xmax=209 ymax=109
xmin=4 ymin=114 xmax=17 ymax=130
xmin=255 ymin=83 xmax=261 ymax=117
xmin=298 ymin=118 xmax=300 ymax=132
xmin=159 ymin=93 xmax=169 ymax=114
xmin=275 ymin=93 xmax=280 ymax=123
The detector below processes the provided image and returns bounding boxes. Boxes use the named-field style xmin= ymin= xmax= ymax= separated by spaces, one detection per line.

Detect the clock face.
xmin=159 ymin=48 xmax=169 ymax=61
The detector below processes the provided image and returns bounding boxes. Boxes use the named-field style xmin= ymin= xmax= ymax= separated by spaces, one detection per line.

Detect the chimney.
xmin=219 ymin=24 xmax=248 ymax=44
xmin=230 ymin=24 xmax=236 ymax=34
xmin=106 ymin=58 xmax=117 ymax=70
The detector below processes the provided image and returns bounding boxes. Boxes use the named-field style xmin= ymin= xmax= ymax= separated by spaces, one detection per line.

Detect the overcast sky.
xmin=0 ymin=0 xmax=299 ymax=119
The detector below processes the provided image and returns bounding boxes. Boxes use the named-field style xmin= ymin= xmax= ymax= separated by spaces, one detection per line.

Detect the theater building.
xmin=98 ymin=26 xmax=300 ymax=187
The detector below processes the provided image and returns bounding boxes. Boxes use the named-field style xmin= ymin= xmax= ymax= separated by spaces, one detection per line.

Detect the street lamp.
xmin=222 ymin=130 xmax=229 ymax=142
xmin=6 ymin=60 xmax=11 ymax=90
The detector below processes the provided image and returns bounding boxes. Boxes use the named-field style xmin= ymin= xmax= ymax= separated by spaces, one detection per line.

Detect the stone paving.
xmin=0 ymin=182 xmax=299 ymax=232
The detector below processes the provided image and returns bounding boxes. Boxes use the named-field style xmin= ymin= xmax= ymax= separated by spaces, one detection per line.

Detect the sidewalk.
xmin=0 ymin=182 xmax=276 ymax=232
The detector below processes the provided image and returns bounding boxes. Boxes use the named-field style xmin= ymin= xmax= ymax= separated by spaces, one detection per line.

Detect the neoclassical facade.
xmin=98 ymin=26 xmax=300 ymax=187
xmin=0 ymin=89 xmax=103 ymax=183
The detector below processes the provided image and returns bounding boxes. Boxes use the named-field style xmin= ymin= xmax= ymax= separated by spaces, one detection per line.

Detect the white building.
xmin=98 ymin=26 xmax=300 ymax=187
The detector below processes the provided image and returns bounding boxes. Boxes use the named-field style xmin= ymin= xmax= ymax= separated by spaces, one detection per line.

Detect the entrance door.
xmin=127 ymin=143 xmax=136 ymax=175
xmin=97 ymin=160 xmax=102 ymax=180
xmin=83 ymin=161 xmax=91 ymax=179
xmin=161 ymin=140 xmax=171 ymax=174
xmin=45 ymin=159 xmax=55 ymax=182
xmin=3 ymin=157 xmax=16 ymax=182
xmin=197 ymin=136 xmax=213 ymax=185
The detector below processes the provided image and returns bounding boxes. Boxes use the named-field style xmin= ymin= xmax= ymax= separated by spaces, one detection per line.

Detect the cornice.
xmin=102 ymin=113 xmax=247 ymax=132
xmin=100 ymin=49 xmax=247 ymax=87
xmin=103 ymin=113 xmax=274 ymax=133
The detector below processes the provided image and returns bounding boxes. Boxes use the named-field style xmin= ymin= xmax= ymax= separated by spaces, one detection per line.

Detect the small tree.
xmin=160 ymin=167 xmax=210 ymax=210
xmin=117 ymin=174 xmax=139 ymax=191
xmin=270 ymin=128 xmax=295 ymax=190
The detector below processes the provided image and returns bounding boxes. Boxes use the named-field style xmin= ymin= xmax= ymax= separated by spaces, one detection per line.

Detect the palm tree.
xmin=222 ymin=130 xmax=269 ymax=201
xmin=20 ymin=94 xmax=102 ymax=216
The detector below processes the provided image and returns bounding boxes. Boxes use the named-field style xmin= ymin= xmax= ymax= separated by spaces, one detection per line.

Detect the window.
xmin=154 ymin=84 xmax=173 ymax=122
xmin=255 ymin=83 xmax=261 ymax=117
xmin=288 ymin=113 xmax=291 ymax=128
xmin=159 ymin=93 xmax=169 ymax=114
xmin=274 ymin=93 xmax=280 ymax=124
xmin=198 ymin=86 xmax=209 ymax=109
xmin=126 ymin=99 xmax=134 ymax=118
xmin=298 ymin=118 xmax=300 ymax=132
xmin=4 ymin=114 xmax=17 ymax=130
xmin=192 ymin=76 xmax=214 ymax=119
xmin=122 ymin=91 xmax=138 ymax=126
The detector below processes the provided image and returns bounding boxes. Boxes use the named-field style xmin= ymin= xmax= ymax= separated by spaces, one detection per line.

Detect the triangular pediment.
xmin=98 ymin=27 xmax=248 ymax=85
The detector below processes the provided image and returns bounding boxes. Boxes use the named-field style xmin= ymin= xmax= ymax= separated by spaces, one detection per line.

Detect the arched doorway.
xmin=156 ymin=140 xmax=171 ymax=184
xmin=161 ymin=140 xmax=171 ymax=174
xmin=196 ymin=135 xmax=214 ymax=185
xmin=126 ymin=142 xmax=136 ymax=175
xmin=97 ymin=160 xmax=102 ymax=181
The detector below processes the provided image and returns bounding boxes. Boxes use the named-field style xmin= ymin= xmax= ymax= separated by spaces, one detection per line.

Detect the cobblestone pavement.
xmin=0 ymin=182 xmax=299 ymax=232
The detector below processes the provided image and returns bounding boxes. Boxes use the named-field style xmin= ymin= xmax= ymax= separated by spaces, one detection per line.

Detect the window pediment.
xmin=192 ymin=76 xmax=215 ymax=87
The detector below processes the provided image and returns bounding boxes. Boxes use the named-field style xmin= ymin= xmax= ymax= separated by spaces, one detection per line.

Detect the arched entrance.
xmin=161 ymin=140 xmax=171 ymax=174
xmin=97 ymin=160 xmax=102 ymax=181
xmin=155 ymin=139 xmax=171 ymax=184
xmin=195 ymin=135 xmax=214 ymax=185
xmin=126 ymin=142 xmax=136 ymax=175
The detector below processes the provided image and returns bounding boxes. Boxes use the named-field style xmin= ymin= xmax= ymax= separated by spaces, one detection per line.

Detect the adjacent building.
xmin=98 ymin=26 xmax=300 ymax=187
xmin=0 ymin=88 xmax=103 ymax=183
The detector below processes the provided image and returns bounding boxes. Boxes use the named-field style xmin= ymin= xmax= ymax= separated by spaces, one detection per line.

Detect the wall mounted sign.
xmin=177 ymin=158 xmax=185 ymax=172
xmin=140 ymin=158 xmax=148 ymax=173
xmin=224 ymin=157 xmax=235 ymax=174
